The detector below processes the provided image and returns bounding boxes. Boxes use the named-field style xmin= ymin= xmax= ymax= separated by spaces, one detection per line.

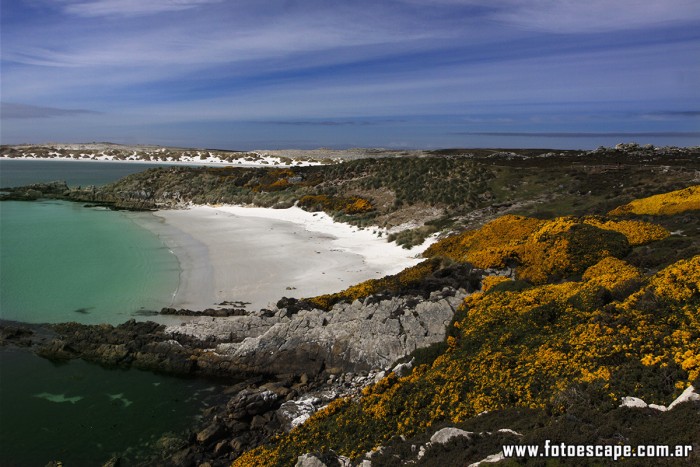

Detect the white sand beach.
xmin=135 ymin=205 xmax=434 ymax=312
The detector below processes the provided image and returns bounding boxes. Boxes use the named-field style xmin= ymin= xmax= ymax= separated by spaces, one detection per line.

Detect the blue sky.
xmin=1 ymin=0 xmax=699 ymax=150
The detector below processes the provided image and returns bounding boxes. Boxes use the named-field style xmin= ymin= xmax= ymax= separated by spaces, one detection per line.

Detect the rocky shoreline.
xmin=0 ymin=275 xmax=473 ymax=466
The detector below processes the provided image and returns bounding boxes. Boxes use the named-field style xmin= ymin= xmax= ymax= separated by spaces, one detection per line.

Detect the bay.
xmin=0 ymin=160 xmax=224 ymax=466
xmin=0 ymin=160 xmax=181 ymax=325
xmin=0 ymin=200 xmax=180 ymax=324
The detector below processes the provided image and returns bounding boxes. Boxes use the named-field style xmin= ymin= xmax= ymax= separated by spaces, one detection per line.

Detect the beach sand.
xmin=136 ymin=205 xmax=434 ymax=312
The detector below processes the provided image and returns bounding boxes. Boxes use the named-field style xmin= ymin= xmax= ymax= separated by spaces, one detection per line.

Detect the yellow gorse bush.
xmin=583 ymin=217 xmax=669 ymax=245
xmin=609 ymin=185 xmax=700 ymax=216
xmin=424 ymin=215 xmax=667 ymax=284
xmin=232 ymin=255 xmax=700 ymax=466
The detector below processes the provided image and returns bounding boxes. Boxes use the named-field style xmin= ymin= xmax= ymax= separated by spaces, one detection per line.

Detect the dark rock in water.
xmin=74 ymin=307 xmax=92 ymax=314
xmin=275 ymin=297 xmax=314 ymax=315
xmin=218 ymin=300 xmax=250 ymax=308
xmin=160 ymin=307 xmax=247 ymax=317
xmin=0 ymin=323 xmax=36 ymax=347
xmin=34 ymin=320 xmax=226 ymax=377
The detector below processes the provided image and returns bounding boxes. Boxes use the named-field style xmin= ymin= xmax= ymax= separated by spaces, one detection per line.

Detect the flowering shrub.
xmin=609 ymin=185 xmax=700 ymax=216
xmin=232 ymin=256 xmax=700 ymax=466
xmin=425 ymin=215 xmax=638 ymax=284
xmin=481 ymin=275 xmax=511 ymax=292
xmin=583 ymin=217 xmax=669 ymax=245
xmin=298 ymin=194 xmax=374 ymax=214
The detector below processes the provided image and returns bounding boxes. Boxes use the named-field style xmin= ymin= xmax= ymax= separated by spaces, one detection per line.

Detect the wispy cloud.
xmin=1 ymin=102 xmax=98 ymax=119
xmin=2 ymin=0 xmax=699 ymax=148
xmin=398 ymin=0 xmax=700 ymax=33
xmin=59 ymin=0 xmax=223 ymax=17
xmin=500 ymin=0 xmax=700 ymax=33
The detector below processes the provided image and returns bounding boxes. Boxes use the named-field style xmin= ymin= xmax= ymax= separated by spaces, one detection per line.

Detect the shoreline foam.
xmin=141 ymin=205 xmax=435 ymax=312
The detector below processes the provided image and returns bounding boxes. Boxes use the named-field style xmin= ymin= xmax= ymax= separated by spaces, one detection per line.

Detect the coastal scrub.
xmin=609 ymin=185 xmax=700 ymax=216
xmin=232 ymin=255 xmax=700 ymax=466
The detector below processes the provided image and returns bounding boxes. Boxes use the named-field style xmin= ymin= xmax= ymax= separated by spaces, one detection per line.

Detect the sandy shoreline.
xmin=135 ymin=205 xmax=434 ymax=312
xmin=0 ymin=154 xmax=323 ymax=168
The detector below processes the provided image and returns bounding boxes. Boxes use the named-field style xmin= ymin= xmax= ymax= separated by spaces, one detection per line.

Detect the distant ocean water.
xmin=0 ymin=160 xmax=180 ymax=324
xmin=0 ymin=160 xmax=222 ymax=466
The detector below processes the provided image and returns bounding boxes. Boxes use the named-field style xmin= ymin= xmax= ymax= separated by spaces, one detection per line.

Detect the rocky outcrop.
xmin=0 ymin=181 xmax=70 ymax=201
xmin=34 ymin=320 xmax=226 ymax=376
xmin=28 ymin=287 xmax=465 ymax=382
xmin=170 ymin=288 xmax=466 ymax=376
xmin=0 ymin=320 xmax=58 ymax=348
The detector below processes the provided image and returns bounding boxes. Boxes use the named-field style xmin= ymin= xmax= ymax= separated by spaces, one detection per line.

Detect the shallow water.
xmin=0 ymin=199 xmax=180 ymax=324
xmin=0 ymin=349 xmax=226 ymax=466
xmin=0 ymin=160 xmax=230 ymax=466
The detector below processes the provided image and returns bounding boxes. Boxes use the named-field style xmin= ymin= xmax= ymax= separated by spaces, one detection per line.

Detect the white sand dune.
xmin=135 ymin=205 xmax=434 ymax=312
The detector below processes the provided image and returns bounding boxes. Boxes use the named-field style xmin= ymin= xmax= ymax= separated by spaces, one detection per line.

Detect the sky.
xmin=1 ymin=0 xmax=699 ymax=150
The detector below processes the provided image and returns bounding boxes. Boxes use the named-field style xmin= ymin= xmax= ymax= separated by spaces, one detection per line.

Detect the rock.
xmin=467 ymin=452 xmax=505 ymax=467
xmin=196 ymin=422 xmax=225 ymax=445
xmin=227 ymin=388 xmax=280 ymax=419
xmin=277 ymin=397 xmax=318 ymax=431
xmin=213 ymin=440 xmax=230 ymax=456
xmin=170 ymin=447 xmax=194 ymax=466
xmin=668 ymin=385 xmax=700 ymax=410
xmin=648 ymin=403 xmax=668 ymax=411
xmin=620 ymin=396 xmax=648 ymax=409
xmin=497 ymin=428 xmax=522 ymax=436
xmin=250 ymin=415 xmax=268 ymax=429
xmin=293 ymin=452 xmax=351 ymax=467
xmin=210 ymin=290 xmax=467 ymax=376
xmin=101 ymin=457 xmax=120 ymax=467
xmin=429 ymin=427 xmax=473 ymax=444
xmin=295 ymin=454 xmax=327 ymax=467
xmin=160 ymin=307 xmax=247 ymax=317
xmin=392 ymin=358 xmax=414 ymax=377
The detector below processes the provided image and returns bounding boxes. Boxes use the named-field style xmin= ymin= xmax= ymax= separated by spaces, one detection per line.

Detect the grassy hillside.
xmin=82 ymin=147 xmax=698 ymax=247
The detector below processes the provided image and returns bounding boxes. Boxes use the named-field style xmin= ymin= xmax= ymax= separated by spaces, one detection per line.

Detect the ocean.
xmin=0 ymin=159 xmax=181 ymax=324
xmin=0 ymin=159 xmax=226 ymax=465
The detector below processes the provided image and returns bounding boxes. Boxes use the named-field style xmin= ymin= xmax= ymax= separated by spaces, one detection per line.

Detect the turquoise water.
xmin=0 ymin=160 xmax=181 ymax=324
xmin=0 ymin=349 xmax=226 ymax=466
xmin=0 ymin=200 xmax=180 ymax=324
xmin=0 ymin=161 xmax=230 ymax=465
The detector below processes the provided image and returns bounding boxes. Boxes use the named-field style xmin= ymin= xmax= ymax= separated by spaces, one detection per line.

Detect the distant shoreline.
xmin=0 ymin=154 xmax=324 ymax=168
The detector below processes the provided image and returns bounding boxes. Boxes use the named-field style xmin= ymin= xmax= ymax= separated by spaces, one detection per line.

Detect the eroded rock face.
xmin=28 ymin=288 xmax=465 ymax=383
xmin=196 ymin=289 xmax=466 ymax=375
